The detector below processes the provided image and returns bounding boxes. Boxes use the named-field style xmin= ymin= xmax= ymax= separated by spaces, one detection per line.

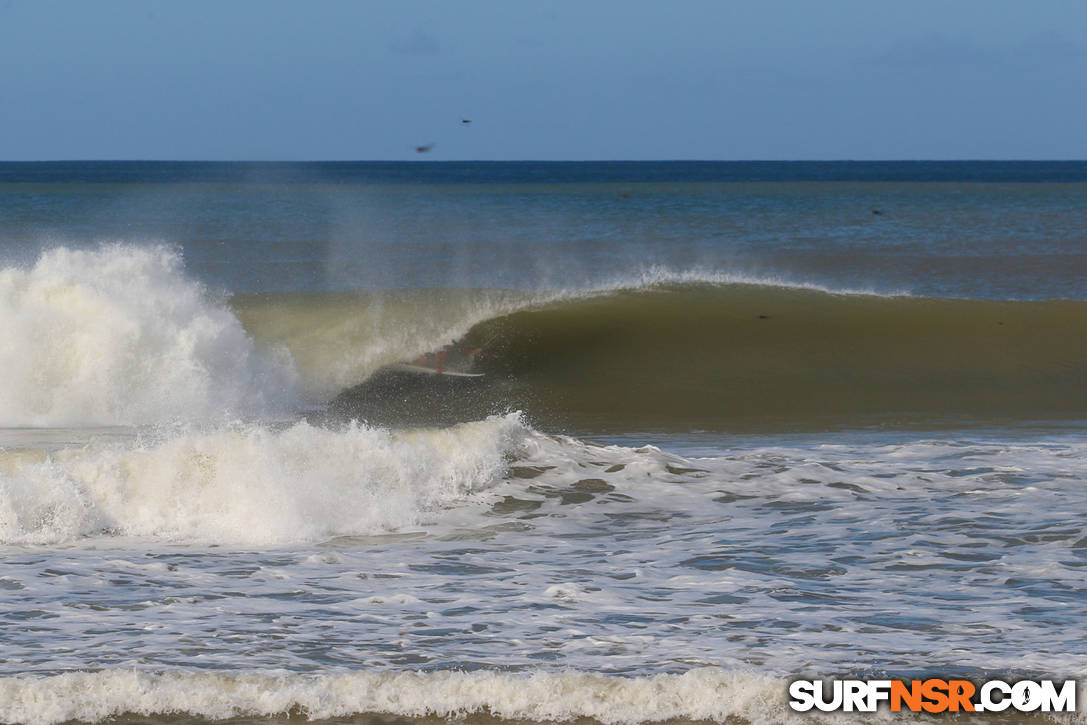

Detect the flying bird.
xmin=461 ymin=119 xmax=472 ymax=125
xmin=415 ymin=143 xmax=434 ymax=153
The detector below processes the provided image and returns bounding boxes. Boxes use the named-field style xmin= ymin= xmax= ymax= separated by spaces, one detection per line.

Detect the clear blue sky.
xmin=2 ymin=0 xmax=1085 ymax=160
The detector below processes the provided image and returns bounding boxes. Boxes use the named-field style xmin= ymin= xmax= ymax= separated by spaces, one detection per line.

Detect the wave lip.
xmin=0 ymin=244 xmax=297 ymax=427
xmin=592 ymin=264 xmax=911 ymax=298
xmin=0 ymin=668 xmax=789 ymax=725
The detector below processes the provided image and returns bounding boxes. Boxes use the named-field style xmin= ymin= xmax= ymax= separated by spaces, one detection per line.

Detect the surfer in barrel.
xmin=410 ymin=339 xmax=482 ymax=375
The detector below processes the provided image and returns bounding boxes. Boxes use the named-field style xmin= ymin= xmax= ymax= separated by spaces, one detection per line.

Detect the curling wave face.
xmin=312 ymin=284 xmax=1087 ymax=432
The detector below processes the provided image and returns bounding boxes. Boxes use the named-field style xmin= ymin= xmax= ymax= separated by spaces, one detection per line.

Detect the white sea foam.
xmin=0 ymin=414 xmax=528 ymax=545
xmin=0 ymin=244 xmax=297 ymax=426
xmin=18 ymin=667 xmax=1086 ymax=725
xmin=0 ymin=668 xmax=796 ymax=725
xmin=2 ymin=433 xmax=1086 ymax=689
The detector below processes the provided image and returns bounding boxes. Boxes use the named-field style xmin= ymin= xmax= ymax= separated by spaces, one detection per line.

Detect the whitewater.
xmin=1 ymin=162 xmax=1086 ymax=725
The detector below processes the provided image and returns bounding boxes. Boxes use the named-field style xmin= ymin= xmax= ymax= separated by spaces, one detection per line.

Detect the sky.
xmin=1 ymin=0 xmax=1085 ymax=160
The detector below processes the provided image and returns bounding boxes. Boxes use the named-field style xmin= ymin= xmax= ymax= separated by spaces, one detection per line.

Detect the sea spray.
xmin=0 ymin=244 xmax=297 ymax=426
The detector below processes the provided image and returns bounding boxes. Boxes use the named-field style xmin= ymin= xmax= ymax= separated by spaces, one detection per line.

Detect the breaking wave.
xmin=326 ymin=284 xmax=1087 ymax=431
xmin=0 ymin=244 xmax=296 ymax=426
xmin=0 ymin=414 xmax=528 ymax=545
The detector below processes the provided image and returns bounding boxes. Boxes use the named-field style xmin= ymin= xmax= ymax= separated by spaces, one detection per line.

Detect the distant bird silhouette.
xmin=872 ymin=209 xmax=883 ymax=215
xmin=461 ymin=119 xmax=472 ymax=125
xmin=415 ymin=143 xmax=434 ymax=153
